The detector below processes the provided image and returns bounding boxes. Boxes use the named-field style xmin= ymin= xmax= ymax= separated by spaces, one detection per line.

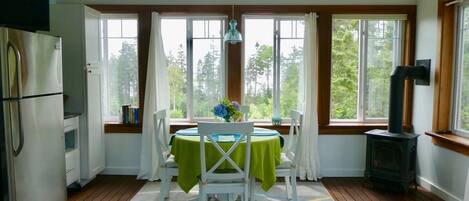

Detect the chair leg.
xmin=160 ymin=177 xmax=168 ymax=201
xmin=285 ymin=176 xmax=292 ymax=200
xmin=291 ymin=170 xmax=298 ymax=201
xmin=164 ymin=177 xmax=172 ymax=198
xmin=199 ymin=182 xmax=207 ymax=201
xmin=249 ymin=178 xmax=256 ymax=201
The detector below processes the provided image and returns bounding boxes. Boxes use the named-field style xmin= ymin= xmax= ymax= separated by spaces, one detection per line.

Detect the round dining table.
xmin=170 ymin=127 xmax=283 ymax=193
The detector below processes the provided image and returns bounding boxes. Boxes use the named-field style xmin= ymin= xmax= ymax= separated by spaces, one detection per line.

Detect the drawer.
xmin=65 ymin=149 xmax=79 ymax=173
xmin=66 ymin=169 xmax=79 ymax=186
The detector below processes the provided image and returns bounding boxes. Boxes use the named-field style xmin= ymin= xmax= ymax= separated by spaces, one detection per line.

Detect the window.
xmin=161 ymin=17 xmax=226 ymax=121
xmin=101 ymin=15 xmax=139 ymax=122
xmin=331 ymin=16 xmax=404 ymax=123
xmin=453 ymin=5 xmax=469 ymax=138
xmin=243 ymin=16 xmax=305 ymax=121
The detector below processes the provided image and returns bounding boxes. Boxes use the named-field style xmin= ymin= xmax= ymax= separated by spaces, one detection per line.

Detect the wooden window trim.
xmin=90 ymin=5 xmax=416 ymax=135
xmin=425 ymin=0 xmax=469 ymax=156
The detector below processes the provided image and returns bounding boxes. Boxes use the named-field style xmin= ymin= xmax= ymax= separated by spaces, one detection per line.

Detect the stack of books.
xmin=122 ymin=105 xmax=139 ymax=125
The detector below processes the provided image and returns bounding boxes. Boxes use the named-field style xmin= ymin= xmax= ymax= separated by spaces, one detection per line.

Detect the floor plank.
xmin=67 ymin=176 xmax=444 ymax=201
xmin=67 ymin=175 xmax=145 ymax=201
xmin=321 ymin=177 xmax=444 ymax=201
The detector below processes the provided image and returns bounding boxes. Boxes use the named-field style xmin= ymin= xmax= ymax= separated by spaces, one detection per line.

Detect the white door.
xmin=84 ymin=6 xmax=105 ymax=177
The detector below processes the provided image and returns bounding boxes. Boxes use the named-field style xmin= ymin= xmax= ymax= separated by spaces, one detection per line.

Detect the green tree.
xmin=108 ymin=41 xmax=138 ymax=116
xmin=331 ymin=19 xmax=359 ymax=119
xmin=194 ymin=44 xmax=222 ymax=118
xmin=245 ymin=43 xmax=274 ymax=119
xmin=167 ymin=45 xmax=187 ymax=118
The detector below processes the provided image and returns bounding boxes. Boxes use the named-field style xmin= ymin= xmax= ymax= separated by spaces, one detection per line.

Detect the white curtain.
xmin=137 ymin=12 xmax=170 ymax=181
xmin=297 ymin=12 xmax=320 ymax=181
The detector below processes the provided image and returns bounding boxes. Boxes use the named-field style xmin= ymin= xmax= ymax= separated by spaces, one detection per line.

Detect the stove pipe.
xmin=388 ymin=66 xmax=427 ymax=133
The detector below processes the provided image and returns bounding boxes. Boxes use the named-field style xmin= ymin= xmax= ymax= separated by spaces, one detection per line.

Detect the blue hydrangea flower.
xmin=231 ymin=101 xmax=240 ymax=111
xmin=213 ymin=104 xmax=228 ymax=118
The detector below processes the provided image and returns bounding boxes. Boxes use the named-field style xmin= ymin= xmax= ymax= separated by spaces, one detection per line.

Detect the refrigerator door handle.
xmin=12 ymin=101 xmax=24 ymax=157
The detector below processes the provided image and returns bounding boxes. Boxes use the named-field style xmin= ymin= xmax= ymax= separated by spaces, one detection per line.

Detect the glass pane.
xmin=280 ymin=20 xmax=293 ymax=38
xmin=193 ymin=20 xmax=205 ymax=38
xmin=279 ymin=39 xmax=303 ymax=118
xmin=105 ymin=38 xmax=139 ymax=120
xmin=208 ymin=20 xmax=222 ymax=38
xmin=365 ymin=20 xmax=398 ymax=119
xmin=107 ymin=19 xmax=122 ymax=37
xmin=331 ymin=19 xmax=359 ymax=120
xmin=162 ymin=19 xmax=188 ymax=119
xmin=122 ymin=19 xmax=138 ymax=37
xmin=456 ymin=7 xmax=469 ymax=133
xmin=244 ymin=19 xmax=274 ymax=120
xmin=192 ymin=39 xmax=224 ymax=118
xmin=296 ymin=20 xmax=305 ymax=38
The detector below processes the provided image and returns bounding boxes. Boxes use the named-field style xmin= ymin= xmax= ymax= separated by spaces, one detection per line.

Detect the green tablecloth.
xmin=170 ymin=135 xmax=282 ymax=193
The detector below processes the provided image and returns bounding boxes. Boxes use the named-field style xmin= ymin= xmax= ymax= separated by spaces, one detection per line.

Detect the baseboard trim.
xmin=320 ymin=168 xmax=364 ymax=177
xmin=417 ymin=176 xmax=462 ymax=201
xmin=101 ymin=167 xmax=139 ymax=176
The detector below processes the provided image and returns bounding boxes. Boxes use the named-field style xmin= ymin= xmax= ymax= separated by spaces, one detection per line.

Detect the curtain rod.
xmin=446 ymin=0 xmax=463 ymax=6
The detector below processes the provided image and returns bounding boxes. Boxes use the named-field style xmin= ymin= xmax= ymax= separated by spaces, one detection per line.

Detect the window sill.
xmin=105 ymin=121 xmax=388 ymax=135
xmin=105 ymin=122 xmax=142 ymax=133
xmin=425 ymin=131 xmax=469 ymax=156
xmin=320 ymin=123 xmax=388 ymax=134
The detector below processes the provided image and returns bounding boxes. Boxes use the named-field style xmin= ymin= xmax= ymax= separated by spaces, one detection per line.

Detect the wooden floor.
xmin=67 ymin=175 xmax=145 ymax=201
xmin=322 ymin=178 xmax=443 ymax=201
xmin=68 ymin=176 xmax=443 ymax=201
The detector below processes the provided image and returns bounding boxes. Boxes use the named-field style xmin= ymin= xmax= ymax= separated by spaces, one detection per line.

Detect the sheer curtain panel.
xmin=137 ymin=12 xmax=170 ymax=181
xmin=297 ymin=12 xmax=320 ymax=180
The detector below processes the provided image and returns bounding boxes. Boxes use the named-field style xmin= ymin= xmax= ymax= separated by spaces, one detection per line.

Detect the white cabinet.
xmin=50 ymin=4 xmax=105 ymax=185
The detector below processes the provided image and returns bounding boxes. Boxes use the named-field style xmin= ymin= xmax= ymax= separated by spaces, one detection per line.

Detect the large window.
xmin=331 ymin=16 xmax=404 ymax=122
xmin=453 ymin=5 xmax=469 ymax=138
xmin=101 ymin=15 xmax=139 ymax=122
xmin=161 ymin=17 xmax=226 ymax=121
xmin=243 ymin=16 xmax=305 ymax=121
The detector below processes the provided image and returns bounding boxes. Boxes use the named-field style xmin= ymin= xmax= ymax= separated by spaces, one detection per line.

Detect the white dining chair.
xmin=240 ymin=105 xmax=250 ymax=121
xmin=154 ymin=110 xmax=178 ymax=201
xmin=250 ymin=110 xmax=302 ymax=201
xmin=198 ymin=122 xmax=254 ymax=201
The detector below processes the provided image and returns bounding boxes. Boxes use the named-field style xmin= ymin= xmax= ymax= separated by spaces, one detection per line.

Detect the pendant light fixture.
xmin=224 ymin=5 xmax=242 ymax=44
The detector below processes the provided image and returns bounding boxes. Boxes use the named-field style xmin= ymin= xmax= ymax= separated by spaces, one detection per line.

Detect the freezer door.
xmin=8 ymin=95 xmax=66 ymax=201
xmin=1 ymin=28 xmax=62 ymax=99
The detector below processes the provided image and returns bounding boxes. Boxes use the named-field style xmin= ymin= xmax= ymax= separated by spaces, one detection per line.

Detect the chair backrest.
xmin=154 ymin=110 xmax=170 ymax=166
xmin=286 ymin=110 xmax=303 ymax=166
xmin=240 ymin=105 xmax=250 ymax=121
xmin=198 ymin=122 xmax=254 ymax=182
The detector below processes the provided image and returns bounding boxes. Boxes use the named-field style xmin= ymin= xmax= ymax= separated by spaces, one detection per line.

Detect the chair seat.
xmin=165 ymin=154 xmax=178 ymax=168
xmin=277 ymin=152 xmax=294 ymax=169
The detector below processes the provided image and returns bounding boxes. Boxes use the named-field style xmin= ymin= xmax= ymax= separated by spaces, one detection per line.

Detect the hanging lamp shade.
xmin=224 ymin=19 xmax=242 ymax=44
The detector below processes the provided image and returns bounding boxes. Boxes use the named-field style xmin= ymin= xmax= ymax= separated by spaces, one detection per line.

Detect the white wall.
xmin=56 ymin=0 xmax=416 ymax=5
xmin=103 ymin=134 xmax=367 ymax=177
xmin=414 ymin=0 xmax=469 ymax=200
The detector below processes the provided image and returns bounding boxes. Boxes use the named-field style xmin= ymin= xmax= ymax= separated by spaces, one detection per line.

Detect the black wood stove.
xmin=365 ymin=129 xmax=418 ymax=191
xmin=364 ymin=60 xmax=430 ymax=192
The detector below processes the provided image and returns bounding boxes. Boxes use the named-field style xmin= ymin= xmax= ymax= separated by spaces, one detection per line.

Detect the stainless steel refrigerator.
xmin=0 ymin=27 xmax=66 ymax=201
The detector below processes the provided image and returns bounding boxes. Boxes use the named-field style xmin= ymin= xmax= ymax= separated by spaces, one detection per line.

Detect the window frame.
xmin=452 ymin=3 xmax=469 ymax=138
xmin=100 ymin=14 xmax=139 ymax=123
xmin=330 ymin=17 xmax=405 ymax=124
xmin=241 ymin=15 xmax=305 ymax=122
xmin=91 ymin=5 xmax=417 ymax=135
xmin=162 ymin=15 xmax=228 ymax=123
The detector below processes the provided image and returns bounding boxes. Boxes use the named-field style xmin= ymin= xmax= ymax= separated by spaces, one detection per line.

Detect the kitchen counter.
xmin=64 ymin=112 xmax=81 ymax=119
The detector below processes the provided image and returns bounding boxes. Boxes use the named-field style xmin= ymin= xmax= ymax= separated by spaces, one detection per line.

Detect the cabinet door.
xmin=86 ymin=68 xmax=105 ymax=177
xmin=84 ymin=6 xmax=101 ymax=67
xmin=84 ymin=6 xmax=105 ymax=177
